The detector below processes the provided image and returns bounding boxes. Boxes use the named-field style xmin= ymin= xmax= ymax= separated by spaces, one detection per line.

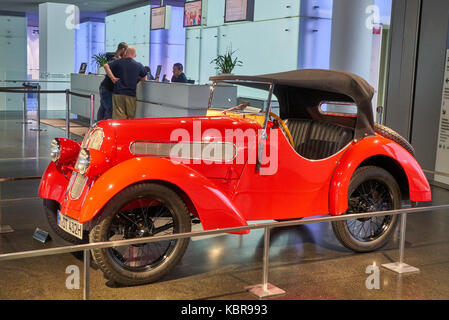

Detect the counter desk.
xmin=70 ymin=74 xmax=236 ymax=121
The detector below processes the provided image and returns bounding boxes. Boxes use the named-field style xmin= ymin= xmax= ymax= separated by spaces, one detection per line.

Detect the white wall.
xmin=0 ymin=15 xmax=27 ymax=111
xmin=185 ymin=0 xmax=301 ymax=86
xmin=105 ymin=6 xmax=151 ymax=65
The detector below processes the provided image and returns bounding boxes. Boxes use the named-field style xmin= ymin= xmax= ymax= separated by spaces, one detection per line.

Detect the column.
xmin=330 ymin=0 xmax=374 ymax=81
xmin=39 ymin=2 xmax=75 ymax=113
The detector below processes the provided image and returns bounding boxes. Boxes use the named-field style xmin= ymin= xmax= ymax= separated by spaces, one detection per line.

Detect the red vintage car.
xmin=39 ymin=69 xmax=431 ymax=286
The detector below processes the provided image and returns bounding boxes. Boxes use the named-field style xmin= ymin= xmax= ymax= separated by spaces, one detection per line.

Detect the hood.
xmin=97 ymin=116 xmax=262 ymax=172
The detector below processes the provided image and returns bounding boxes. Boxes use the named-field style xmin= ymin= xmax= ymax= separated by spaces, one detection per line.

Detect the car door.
xmin=232 ymin=125 xmax=350 ymax=221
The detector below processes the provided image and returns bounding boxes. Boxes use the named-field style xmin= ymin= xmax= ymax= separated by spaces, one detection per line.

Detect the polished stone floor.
xmin=0 ymin=113 xmax=449 ymax=300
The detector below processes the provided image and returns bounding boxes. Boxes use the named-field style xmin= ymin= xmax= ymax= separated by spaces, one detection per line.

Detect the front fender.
xmin=329 ymin=136 xmax=431 ymax=215
xmin=38 ymin=161 xmax=69 ymax=204
xmin=80 ymin=157 xmax=249 ymax=233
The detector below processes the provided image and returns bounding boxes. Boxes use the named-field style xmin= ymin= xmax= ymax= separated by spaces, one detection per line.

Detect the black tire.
xmin=90 ymin=183 xmax=191 ymax=286
xmin=374 ymin=123 xmax=415 ymax=157
xmin=332 ymin=166 xmax=400 ymax=252
xmin=43 ymin=199 xmax=88 ymax=244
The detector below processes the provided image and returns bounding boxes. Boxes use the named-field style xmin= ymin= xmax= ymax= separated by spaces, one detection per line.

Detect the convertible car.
xmin=39 ymin=69 xmax=431 ymax=285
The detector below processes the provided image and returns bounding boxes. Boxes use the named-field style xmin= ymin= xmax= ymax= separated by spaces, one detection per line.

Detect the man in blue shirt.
xmin=103 ymin=46 xmax=147 ymax=119
xmin=97 ymin=42 xmax=127 ymax=121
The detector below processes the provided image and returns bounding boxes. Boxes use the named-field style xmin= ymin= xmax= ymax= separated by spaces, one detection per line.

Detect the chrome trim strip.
xmin=129 ymin=141 xmax=237 ymax=162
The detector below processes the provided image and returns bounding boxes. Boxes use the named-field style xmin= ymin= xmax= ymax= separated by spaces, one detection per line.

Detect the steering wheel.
xmin=269 ymin=112 xmax=295 ymax=147
xmin=221 ymin=103 xmax=249 ymax=114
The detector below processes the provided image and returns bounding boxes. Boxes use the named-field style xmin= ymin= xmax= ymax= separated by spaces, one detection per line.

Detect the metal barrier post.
xmin=37 ymin=84 xmax=41 ymax=132
xmin=23 ymin=86 xmax=27 ymax=123
xmin=0 ymin=183 xmax=14 ymax=234
xmin=247 ymin=226 xmax=285 ymax=298
xmin=30 ymin=84 xmax=44 ymax=132
xmin=382 ymin=213 xmax=420 ymax=274
xmin=90 ymin=94 xmax=95 ymax=127
xmin=17 ymin=83 xmax=31 ymax=125
xmin=83 ymin=249 xmax=90 ymax=300
xmin=65 ymin=89 xmax=70 ymax=139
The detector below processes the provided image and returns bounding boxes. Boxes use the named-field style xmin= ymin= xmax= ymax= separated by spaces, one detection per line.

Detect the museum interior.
xmin=0 ymin=0 xmax=449 ymax=301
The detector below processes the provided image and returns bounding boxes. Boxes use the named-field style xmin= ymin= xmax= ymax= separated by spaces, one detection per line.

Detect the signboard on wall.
xmin=184 ymin=1 xmax=202 ymax=27
xmin=151 ymin=6 xmax=171 ymax=30
xmin=225 ymin=0 xmax=255 ymax=23
xmin=434 ymin=27 xmax=449 ymax=186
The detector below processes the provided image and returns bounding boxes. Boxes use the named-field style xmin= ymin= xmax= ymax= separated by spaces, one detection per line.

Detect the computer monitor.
xmin=154 ymin=65 xmax=162 ymax=82
xmin=78 ymin=63 xmax=87 ymax=74
xmin=144 ymin=66 xmax=154 ymax=80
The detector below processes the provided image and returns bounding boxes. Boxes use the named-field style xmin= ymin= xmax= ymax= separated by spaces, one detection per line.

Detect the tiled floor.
xmin=0 ymin=113 xmax=448 ymax=300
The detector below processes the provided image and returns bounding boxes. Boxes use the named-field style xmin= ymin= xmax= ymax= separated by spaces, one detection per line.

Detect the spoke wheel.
xmin=332 ymin=166 xmax=400 ymax=252
xmin=108 ymin=202 xmax=178 ymax=272
xmin=90 ymin=183 xmax=191 ymax=286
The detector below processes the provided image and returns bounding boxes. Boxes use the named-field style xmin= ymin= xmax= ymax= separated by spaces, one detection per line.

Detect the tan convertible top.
xmin=210 ymin=69 xmax=376 ymax=141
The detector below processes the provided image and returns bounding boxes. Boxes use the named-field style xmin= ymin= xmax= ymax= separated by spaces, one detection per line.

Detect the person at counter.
xmin=97 ymin=42 xmax=128 ymax=121
xmin=103 ymin=46 xmax=147 ymax=119
xmin=171 ymin=63 xmax=187 ymax=83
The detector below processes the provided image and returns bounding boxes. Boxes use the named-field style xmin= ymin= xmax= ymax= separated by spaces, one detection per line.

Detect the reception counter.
xmin=70 ymin=74 xmax=102 ymax=120
xmin=70 ymin=73 xmax=236 ymax=121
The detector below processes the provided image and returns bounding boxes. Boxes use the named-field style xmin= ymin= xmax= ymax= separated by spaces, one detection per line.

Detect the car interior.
xmin=283 ymin=118 xmax=354 ymax=160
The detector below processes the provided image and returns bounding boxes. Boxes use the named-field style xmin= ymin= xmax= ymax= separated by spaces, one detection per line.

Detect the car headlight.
xmin=50 ymin=139 xmax=61 ymax=162
xmin=75 ymin=148 xmax=90 ymax=175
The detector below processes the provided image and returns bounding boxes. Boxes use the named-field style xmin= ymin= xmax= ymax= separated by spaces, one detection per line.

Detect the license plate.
xmin=57 ymin=211 xmax=83 ymax=240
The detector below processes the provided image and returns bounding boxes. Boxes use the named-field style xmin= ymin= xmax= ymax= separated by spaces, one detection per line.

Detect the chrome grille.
xmin=81 ymin=128 xmax=104 ymax=150
xmin=69 ymin=172 xmax=88 ymax=200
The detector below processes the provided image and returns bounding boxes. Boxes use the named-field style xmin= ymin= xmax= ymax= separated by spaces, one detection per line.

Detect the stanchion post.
xmin=382 ymin=213 xmax=420 ymax=274
xmin=0 ymin=182 xmax=14 ymax=234
xmin=17 ymin=83 xmax=31 ymax=125
xmin=83 ymin=249 xmax=90 ymax=300
xmin=399 ymin=213 xmax=407 ymax=265
xmin=65 ymin=90 xmax=70 ymax=139
xmin=23 ymin=83 xmax=27 ymax=124
xmin=29 ymin=84 xmax=44 ymax=132
xmin=90 ymin=94 xmax=95 ymax=127
xmin=262 ymin=226 xmax=270 ymax=291
xmin=37 ymin=84 xmax=41 ymax=132
xmin=246 ymin=226 xmax=285 ymax=298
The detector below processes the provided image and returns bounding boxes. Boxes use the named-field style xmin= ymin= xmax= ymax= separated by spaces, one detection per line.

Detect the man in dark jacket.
xmin=171 ymin=63 xmax=187 ymax=83
xmin=96 ymin=42 xmax=128 ymax=121
xmin=103 ymin=46 xmax=147 ymax=119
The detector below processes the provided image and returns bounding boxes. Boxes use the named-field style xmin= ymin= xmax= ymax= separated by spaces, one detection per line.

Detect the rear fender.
xmin=80 ymin=157 xmax=249 ymax=234
xmin=330 ymin=136 xmax=431 ymax=215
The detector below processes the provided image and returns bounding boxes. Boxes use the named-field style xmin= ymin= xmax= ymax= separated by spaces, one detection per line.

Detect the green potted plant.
xmin=92 ymin=53 xmax=108 ymax=74
xmin=211 ymin=47 xmax=243 ymax=75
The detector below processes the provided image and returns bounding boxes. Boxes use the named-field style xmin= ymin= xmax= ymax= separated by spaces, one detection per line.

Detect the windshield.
xmin=208 ymin=81 xmax=278 ymax=116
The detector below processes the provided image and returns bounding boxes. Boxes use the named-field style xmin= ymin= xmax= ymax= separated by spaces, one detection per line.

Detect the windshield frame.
xmin=207 ymin=79 xmax=275 ymax=130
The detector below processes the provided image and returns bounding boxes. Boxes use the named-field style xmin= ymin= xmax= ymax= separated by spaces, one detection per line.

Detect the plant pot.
xmin=97 ymin=66 xmax=106 ymax=75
